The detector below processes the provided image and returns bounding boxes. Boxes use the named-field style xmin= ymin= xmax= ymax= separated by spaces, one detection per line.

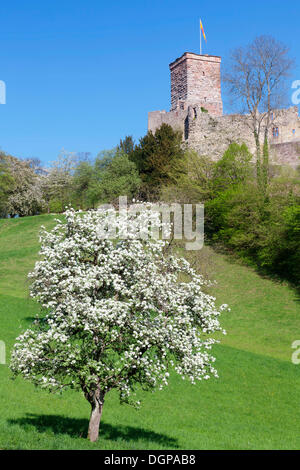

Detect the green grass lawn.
xmin=0 ymin=215 xmax=299 ymax=449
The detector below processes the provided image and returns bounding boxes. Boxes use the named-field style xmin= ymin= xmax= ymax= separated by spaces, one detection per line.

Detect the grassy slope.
xmin=0 ymin=215 xmax=299 ymax=450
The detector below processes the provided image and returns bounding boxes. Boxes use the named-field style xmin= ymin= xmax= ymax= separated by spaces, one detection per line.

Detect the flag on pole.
xmin=200 ymin=19 xmax=207 ymax=42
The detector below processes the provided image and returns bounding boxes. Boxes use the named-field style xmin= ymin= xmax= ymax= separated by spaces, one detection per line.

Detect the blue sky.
xmin=0 ymin=0 xmax=299 ymax=165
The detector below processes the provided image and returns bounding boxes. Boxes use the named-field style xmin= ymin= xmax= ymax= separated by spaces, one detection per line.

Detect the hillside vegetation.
xmin=0 ymin=215 xmax=299 ymax=449
xmin=1 ymin=128 xmax=299 ymax=286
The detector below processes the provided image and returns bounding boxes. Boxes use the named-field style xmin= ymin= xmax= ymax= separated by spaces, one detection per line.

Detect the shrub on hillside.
xmin=130 ymin=124 xmax=184 ymax=198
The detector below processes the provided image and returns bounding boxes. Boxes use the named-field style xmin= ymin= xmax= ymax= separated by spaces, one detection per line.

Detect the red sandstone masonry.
xmin=170 ymin=52 xmax=223 ymax=116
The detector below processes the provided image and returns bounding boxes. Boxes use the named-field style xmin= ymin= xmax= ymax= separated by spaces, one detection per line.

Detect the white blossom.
xmin=10 ymin=206 xmax=228 ymax=409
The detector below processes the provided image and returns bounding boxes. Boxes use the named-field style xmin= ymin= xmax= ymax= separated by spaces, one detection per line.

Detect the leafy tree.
xmin=43 ymin=150 xmax=78 ymax=212
xmin=96 ymin=152 xmax=141 ymax=203
xmin=89 ymin=151 xmax=141 ymax=205
xmin=205 ymin=164 xmax=300 ymax=285
xmin=94 ymin=149 xmax=116 ymax=172
xmin=0 ymin=153 xmax=15 ymax=217
xmin=118 ymin=136 xmax=135 ymax=156
xmin=131 ymin=124 xmax=184 ymax=197
xmin=25 ymin=157 xmax=47 ymax=176
xmin=279 ymin=205 xmax=300 ymax=282
xmin=10 ymin=207 xmax=227 ymax=442
xmin=205 ymin=182 xmax=266 ymax=253
xmin=161 ymin=144 xmax=253 ymax=204
xmin=48 ymin=198 xmax=64 ymax=214
xmin=4 ymin=155 xmax=45 ymax=217
xmin=255 ymin=174 xmax=300 ymax=282
xmin=161 ymin=150 xmax=215 ymax=204
xmin=212 ymin=143 xmax=253 ymax=193
xmin=44 ymin=148 xmax=141 ymax=211
xmin=73 ymin=161 xmax=96 ymax=208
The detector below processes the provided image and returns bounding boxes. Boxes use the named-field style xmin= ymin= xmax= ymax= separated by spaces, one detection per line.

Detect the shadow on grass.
xmin=8 ymin=413 xmax=179 ymax=448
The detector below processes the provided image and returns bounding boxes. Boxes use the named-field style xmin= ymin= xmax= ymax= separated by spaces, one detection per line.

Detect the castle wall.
xmin=148 ymin=105 xmax=300 ymax=168
xmin=187 ymin=105 xmax=300 ymax=167
xmin=186 ymin=107 xmax=255 ymax=159
xmin=271 ymin=141 xmax=300 ymax=167
xmin=148 ymin=109 xmax=187 ymax=135
xmin=270 ymin=107 xmax=300 ymax=144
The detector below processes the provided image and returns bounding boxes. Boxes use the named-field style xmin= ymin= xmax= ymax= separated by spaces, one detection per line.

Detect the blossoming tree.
xmin=10 ymin=207 xmax=227 ymax=442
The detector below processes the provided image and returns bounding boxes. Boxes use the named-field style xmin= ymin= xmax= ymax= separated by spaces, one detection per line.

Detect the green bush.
xmin=49 ymin=198 xmax=63 ymax=213
xmin=205 ymin=180 xmax=300 ymax=284
xmin=130 ymin=124 xmax=184 ymax=198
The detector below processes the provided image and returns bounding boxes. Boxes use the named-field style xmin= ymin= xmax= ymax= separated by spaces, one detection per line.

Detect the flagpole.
xmin=200 ymin=19 xmax=202 ymax=55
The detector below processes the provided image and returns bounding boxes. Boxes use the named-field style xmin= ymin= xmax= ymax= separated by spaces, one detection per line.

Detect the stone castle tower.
xmin=169 ymin=52 xmax=223 ymax=116
xmin=148 ymin=51 xmax=300 ymax=168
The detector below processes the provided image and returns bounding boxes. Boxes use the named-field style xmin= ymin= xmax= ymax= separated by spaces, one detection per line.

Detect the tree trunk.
xmin=87 ymin=401 xmax=103 ymax=442
xmin=86 ymin=389 xmax=105 ymax=442
xmin=262 ymin=134 xmax=269 ymax=193
xmin=254 ymin=129 xmax=263 ymax=188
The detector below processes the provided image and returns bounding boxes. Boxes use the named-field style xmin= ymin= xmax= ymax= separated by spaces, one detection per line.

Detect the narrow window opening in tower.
xmin=203 ymin=71 xmax=205 ymax=76
xmin=193 ymin=108 xmax=197 ymax=119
